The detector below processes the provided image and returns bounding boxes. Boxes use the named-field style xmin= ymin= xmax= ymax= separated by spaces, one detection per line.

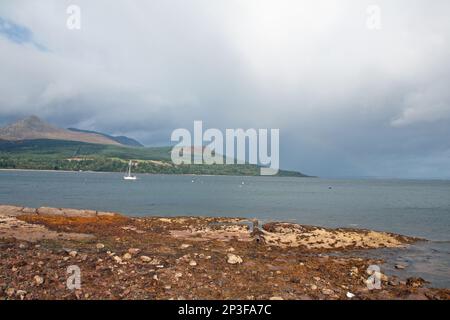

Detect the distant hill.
xmin=0 ymin=139 xmax=310 ymax=177
xmin=67 ymin=128 xmax=143 ymax=147
xmin=0 ymin=116 xmax=310 ymax=177
xmin=0 ymin=116 xmax=122 ymax=146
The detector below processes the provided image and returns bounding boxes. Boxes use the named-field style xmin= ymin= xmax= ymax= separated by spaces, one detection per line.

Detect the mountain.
xmin=67 ymin=128 xmax=144 ymax=147
xmin=0 ymin=116 xmax=122 ymax=146
xmin=0 ymin=116 xmax=310 ymax=177
xmin=0 ymin=139 xmax=309 ymax=177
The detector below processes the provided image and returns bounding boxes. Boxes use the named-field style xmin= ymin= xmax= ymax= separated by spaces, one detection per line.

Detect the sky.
xmin=0 ymin=0 xmax=449 ymax=179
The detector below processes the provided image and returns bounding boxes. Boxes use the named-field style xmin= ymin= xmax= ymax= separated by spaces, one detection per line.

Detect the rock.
xmin=16 ymin=290 xmax=27 ymax=299
xmin=346 ymin=292 xmax=355 ymax=299
xmin=0 ymin=205 xmax=24 ymax=216
xmin=395 ymin=264 xmax=407 ymax=270
xmin=34 ymin=275 xmax=44 ymax=286
xmin=310 ymin=284 xmax=318 ymax=290
xmin=227 ymin=253 xmax=243 ymax=264
xmin=123 ymin=253 xmax=132 ymax=260
xmin=189 ymin=260 xmax=197 ymax=266
xmin=128 ymin=248 xmax=141 ymax=255
xmin=96 ymin=243 xmax=105 ymax=249
xmin=97 ymin=211 xmax=116 ymax=217
xmin=406 ymin=277 xmax=427 ymax=288
xmin=269 ymin=296 xmax=283 ymax=300
xmin=180 ymin=244 xmax=191 ymax=249
xmin=19 ymin=243 xmax=28 ymax=249
xmin=140 ymin=256 xmax=152 ymax=262
xmin=22 ymin=207 xmax=37 ymax=214
xmin=5 ymin=288 xmax=15 ymax=297
xmin=175 ymin=272 xmax=183 ymax=279
xmin=389 ymin=279 xmax=399 ymax=287
xmin=37 ymin=207 xmax=65 ymax=216
xmin=113 ymin=256 xmax=123 ymax=264
xmin=63 ymin=208 xmax=97 ymax=218
xmin=227 ymin=247 xmax=235 ymax=252
xmin=68 ymin=251 xmax=78 ymax=257
xmin=350 ymin=267 xmax=359 ymax=274
xmin=322 ymin=288 xmax=334 ymax=295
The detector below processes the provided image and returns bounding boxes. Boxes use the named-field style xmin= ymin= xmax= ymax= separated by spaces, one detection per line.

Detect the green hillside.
xmin=0 ymin=139 xmax=309 ymax=177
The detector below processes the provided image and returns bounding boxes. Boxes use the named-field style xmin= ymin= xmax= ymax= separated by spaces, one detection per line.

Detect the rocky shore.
xmin=0 ymin=204 xmax=448 ymax=300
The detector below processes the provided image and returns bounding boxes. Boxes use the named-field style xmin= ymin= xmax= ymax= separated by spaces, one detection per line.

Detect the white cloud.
xmin=0 ymin=0 xmax=450 ymax=177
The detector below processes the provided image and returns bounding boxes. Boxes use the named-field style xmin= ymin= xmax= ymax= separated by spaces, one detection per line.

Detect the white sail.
xmin=123 ymin=160 xmax=137 ymax=180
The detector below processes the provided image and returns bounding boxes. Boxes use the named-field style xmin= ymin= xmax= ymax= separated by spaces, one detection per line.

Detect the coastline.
xmin=1 ymin=204 xmax=448 ymax=300
xmin=0 ymin=168 xmax=313 ymax=178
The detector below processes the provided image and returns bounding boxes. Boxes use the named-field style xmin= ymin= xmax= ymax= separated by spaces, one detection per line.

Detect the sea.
xmin=0 ymin=170 xmax=449 ymax=287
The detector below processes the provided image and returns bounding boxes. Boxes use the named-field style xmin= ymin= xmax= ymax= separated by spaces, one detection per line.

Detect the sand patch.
xmin=0 ymin=214 xmax=94 ymax=242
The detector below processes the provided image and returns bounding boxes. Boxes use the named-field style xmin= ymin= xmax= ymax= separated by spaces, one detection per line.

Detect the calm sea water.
xmin=0 ymin=170 xmax=449 ymax=287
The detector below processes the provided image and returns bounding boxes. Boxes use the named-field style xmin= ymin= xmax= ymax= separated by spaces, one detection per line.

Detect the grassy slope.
xmin=0 ymin=139 xmax=309 ymax=177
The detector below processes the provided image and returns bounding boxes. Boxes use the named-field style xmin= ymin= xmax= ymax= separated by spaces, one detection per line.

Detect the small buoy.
xmin=241 ymin=181 xmax=245 ymax=185
xmin=328 ymin=186 xmax=332 ymax=190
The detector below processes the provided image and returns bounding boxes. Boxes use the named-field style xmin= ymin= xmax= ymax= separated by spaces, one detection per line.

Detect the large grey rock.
xmin=22 ymin=207 xmax=37 ymax=214
xmin=37 ymin=207 xmax=65 ymax=216
xmin=62 ymin=208 xmax=97 ymax=218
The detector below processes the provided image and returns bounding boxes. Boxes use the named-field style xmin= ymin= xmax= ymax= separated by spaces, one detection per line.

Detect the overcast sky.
xmin=0 ymin=0 xmax=449 ymax=178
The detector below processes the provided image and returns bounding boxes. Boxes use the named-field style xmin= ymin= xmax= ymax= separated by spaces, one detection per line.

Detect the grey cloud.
xmin=0 ymin=0 xmax=450 ymax=178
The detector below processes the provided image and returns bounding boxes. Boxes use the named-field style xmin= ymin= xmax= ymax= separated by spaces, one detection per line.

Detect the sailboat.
xmin=123 ymin=160 xmax=137 ymax=180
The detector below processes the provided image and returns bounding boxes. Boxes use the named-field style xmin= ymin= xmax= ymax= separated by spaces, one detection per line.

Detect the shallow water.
xmin=0 ymin=170 xmax=449 ymax=287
